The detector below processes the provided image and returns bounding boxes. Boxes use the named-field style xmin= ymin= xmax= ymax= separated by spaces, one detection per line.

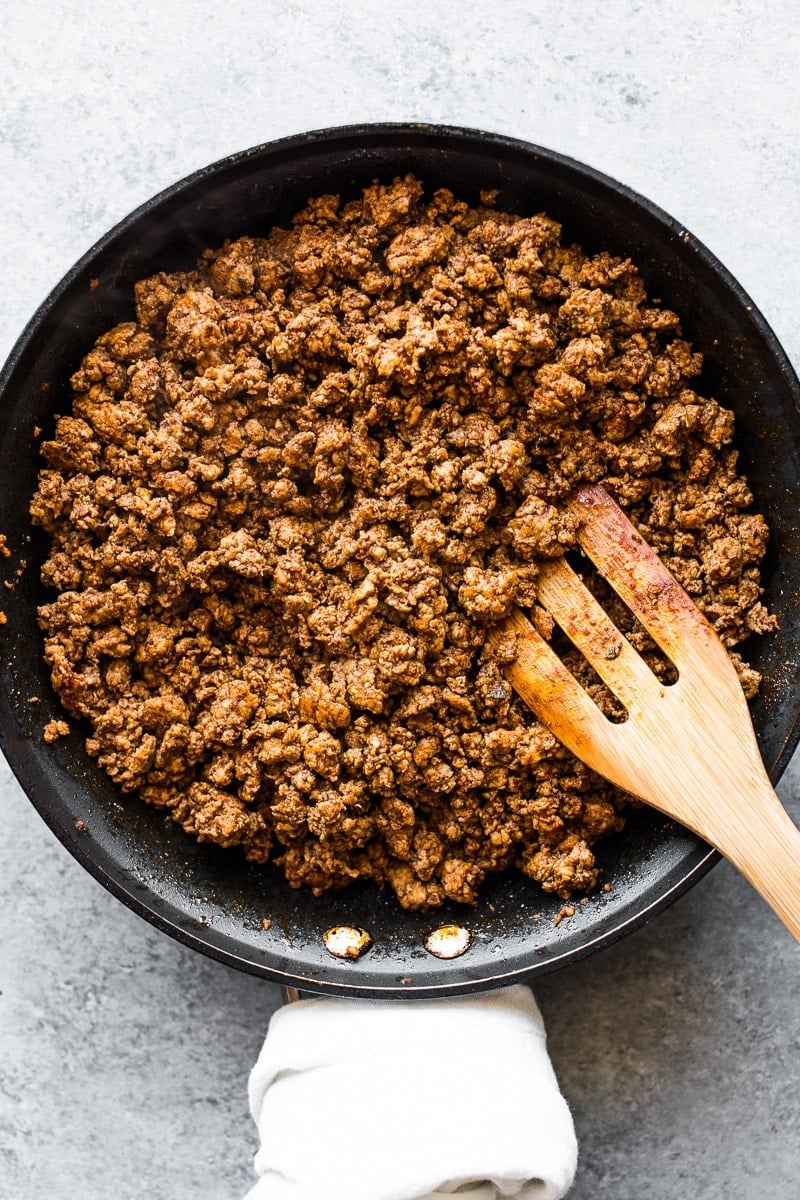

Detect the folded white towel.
xmin=245 ymin=984 xmax=577 ymax=1200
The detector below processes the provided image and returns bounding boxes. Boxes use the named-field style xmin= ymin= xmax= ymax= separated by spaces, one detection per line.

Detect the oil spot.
xmin=323 ymin=925 xmax=372 ymax=960
xmin=424 ymin=925 xmax=473 ymax=959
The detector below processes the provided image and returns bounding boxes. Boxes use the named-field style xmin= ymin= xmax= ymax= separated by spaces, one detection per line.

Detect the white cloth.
xmin=245 ymin=984 xmax=577 ymax=1200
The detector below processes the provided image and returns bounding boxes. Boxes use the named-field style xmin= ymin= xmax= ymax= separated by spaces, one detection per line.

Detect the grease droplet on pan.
xmin=424 ymin=925 xmax=473 ymax=959
xmin=323 ymin=925 xmax=373 ymax=960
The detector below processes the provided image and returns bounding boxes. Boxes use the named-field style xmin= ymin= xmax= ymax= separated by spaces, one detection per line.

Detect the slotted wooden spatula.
xmin=490 ymin=484 xmax=800 ymax=939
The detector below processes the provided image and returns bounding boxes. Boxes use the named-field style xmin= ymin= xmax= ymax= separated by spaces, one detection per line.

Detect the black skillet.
xmin=2 ymin=124 xmax=799 ymax=998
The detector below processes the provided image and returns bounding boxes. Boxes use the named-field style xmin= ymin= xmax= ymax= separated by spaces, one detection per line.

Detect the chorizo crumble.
xmin=31 ymin=177 xmax=775 ymax=910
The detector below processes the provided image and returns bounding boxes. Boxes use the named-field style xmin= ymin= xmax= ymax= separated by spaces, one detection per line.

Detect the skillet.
xmin=1 ymin=123 xmax=799 ymax=997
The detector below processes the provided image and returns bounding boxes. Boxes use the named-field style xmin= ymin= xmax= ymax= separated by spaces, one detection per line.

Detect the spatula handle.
xmin=713 ymin=791 xmax=800 ymax=942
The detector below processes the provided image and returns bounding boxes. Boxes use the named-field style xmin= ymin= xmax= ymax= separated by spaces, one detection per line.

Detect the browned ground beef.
xmin=30 ymin=177 xmax=775 ymax=909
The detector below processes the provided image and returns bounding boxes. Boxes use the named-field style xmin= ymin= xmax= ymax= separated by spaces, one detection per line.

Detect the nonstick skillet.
xmin=1 ymin=124 xmax=799 ymax=997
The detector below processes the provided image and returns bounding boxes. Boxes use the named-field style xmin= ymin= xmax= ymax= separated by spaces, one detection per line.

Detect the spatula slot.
xmin=564 ymin=552 xmax=680 ymax=687
xmin=556 ymin=639 xmax=629 ymax=724
xmin=537 ymin=555 xmax=673 ymax=715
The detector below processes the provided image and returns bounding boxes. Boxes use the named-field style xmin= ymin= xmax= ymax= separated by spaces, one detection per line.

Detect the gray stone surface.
xmin=1 ymin=2 xmax=799 ymax=1196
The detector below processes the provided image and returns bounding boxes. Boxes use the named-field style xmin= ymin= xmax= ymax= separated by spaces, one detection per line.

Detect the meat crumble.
xmin=30 ymin=177 xmax=775 ymax=909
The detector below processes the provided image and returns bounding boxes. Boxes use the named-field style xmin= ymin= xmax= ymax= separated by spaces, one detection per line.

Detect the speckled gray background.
xmin=1 ymin=3 xmax=799 ymax=1197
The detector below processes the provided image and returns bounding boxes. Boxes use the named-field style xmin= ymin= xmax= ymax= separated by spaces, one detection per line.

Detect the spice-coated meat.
xmin=31 ymin=177 xmax=775 ymax=909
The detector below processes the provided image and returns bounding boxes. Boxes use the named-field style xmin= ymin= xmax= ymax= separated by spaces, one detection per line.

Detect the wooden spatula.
xmin=490 ymin=484 xmax=800 ymax=939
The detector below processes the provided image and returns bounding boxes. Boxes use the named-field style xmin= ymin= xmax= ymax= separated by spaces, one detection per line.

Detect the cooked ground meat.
xmin=30 ymin=177 xmax=775 ymax=909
